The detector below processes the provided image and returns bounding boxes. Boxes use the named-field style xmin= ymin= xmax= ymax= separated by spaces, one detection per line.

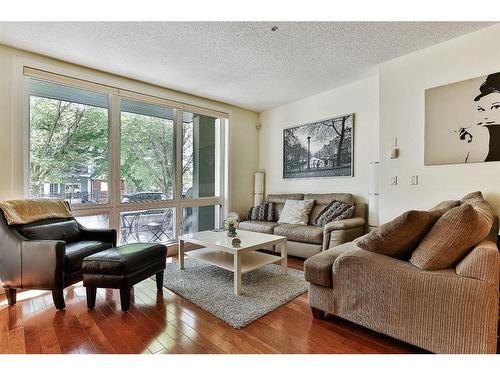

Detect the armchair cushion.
xmin=65 ymin=240 xmax=113 ymax=274
xmin=411 ymin=199 xmax=493 ymax=270
xmin=356 ymin=210 xmax=435 ymax=259
xmin=17 ymin=219 xmax=81 ymax=243
xmin=274 ymin=224 xmax=323 ymax=245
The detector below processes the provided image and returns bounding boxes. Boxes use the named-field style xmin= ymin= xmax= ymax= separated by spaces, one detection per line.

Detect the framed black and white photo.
xmin=283 ymin=114 xmax=354 ymax=179
xmin=425 ymin=71 xmax=500 ymax=165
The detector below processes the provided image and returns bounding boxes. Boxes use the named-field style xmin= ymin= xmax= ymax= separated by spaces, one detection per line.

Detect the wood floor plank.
xmin=86 ymin=299 xmax=134 ymax=354
xmin=51 ymin=312 xmax=78 ymax=353
xmin=24 ymin=326 xmax=43 ymax=354
xmin=0 ymin=256 xmax=426 ymax=354
xmin=8 ymin=327 xmax=26 ymax=354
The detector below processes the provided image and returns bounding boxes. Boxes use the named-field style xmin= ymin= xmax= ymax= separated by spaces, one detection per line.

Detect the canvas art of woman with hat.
xmin=458 ymin=72 xmax=500 ymax=162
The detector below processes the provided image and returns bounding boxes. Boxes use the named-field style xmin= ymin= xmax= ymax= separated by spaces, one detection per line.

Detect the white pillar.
xmin=254 ymin=172 xmax=265 ymax=206
xmin=368 ymin=161 xmax=380 ymax=229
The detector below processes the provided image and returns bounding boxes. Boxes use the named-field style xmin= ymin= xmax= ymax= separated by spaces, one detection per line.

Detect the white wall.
xmin=379 ymin=24 xmax=500 ymax=223
xmin=259 ymin=76 xmax=379 ymax=204
xmin=0 ymin=44 xmax=259 ymax=213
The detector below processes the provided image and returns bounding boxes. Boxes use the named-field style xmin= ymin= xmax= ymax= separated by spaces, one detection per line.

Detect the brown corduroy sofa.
xmin=237 ymin=193 xmax=367 ymax=259
xmin=304 ymin=212 xmax=500 ymax=354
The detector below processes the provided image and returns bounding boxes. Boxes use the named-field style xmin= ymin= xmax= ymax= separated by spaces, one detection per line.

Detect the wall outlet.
xmin=411 ymin=175 xmax=419 ymax=185
xmin=390 ymin=176 xmax=397 ymax=186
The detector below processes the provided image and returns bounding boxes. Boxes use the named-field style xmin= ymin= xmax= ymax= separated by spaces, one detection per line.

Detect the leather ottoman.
xmin=82 ymin=243 xmax=166 ymax=311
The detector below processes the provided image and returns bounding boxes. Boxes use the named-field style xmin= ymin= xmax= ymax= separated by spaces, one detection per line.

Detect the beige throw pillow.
xmin=410 ymin=199 xmax=493 ymax=270
xmin=356 ymin=210 xmax=436 ymax=259
xmin=278 ymin=199 xmax=314 ymax=225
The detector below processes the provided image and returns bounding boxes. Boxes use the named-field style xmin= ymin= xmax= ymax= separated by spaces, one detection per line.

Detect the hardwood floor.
xmin=0 ymin=256 xmax=425 ymax=354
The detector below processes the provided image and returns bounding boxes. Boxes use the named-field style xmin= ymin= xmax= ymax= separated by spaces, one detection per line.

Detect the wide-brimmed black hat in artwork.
xmin=474 ymin=72 xmax=500 ymax=101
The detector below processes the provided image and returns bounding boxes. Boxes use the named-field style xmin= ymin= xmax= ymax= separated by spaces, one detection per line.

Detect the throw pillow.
xmin=428 ymin=200 xmax=460 ymax=219
xmin=246 ymin=202 xmax=275 ymax=222
xmin=460 ymin=191 xmax=483 ymax=204
xmin=314 ymin=200 xmax=355 ymax=227
xmin=278 ymin=199 xmax=314 ymax=225
xmin=356 ymin=210 xmax=436 ymax=259
xmin=410 ymin=199 xmax=493 ymax=270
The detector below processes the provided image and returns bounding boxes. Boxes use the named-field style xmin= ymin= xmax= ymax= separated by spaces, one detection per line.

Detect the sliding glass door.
xmin=26 ymin=74 xmax=228 ymax=245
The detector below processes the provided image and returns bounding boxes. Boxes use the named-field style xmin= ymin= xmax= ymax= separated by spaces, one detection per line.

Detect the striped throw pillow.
xmin=314 ymin=200 xmax=355 ymax=227
xmin=246 ymin=202 xmax=275 ymax=221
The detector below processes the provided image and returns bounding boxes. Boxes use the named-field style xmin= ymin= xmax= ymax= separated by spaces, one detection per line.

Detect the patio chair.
xmin=120 ymin=212 xmax=140 ymax=243
xmin=142 ymin=210 xmax=173 ymax=243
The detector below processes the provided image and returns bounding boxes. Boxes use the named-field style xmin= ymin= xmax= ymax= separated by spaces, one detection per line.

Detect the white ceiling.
xmin=0 ymin=22 xmax=494 ymax=112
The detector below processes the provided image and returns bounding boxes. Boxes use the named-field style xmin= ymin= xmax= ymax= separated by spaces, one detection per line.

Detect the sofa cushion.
xmin=274 ymin=223 xmax=323 ymax=245
xmin=238 ymin=220 xmax=279 ymax=234
xmin=246 ymin=202 xmax=275 ymax=221
xmin=17 ymin=219 xmax=81 ymax=243
xmin=313 ymin=200 xmax=355 ymax=226
xmin=410 ymin=199 xmax=494 ymax=270
xmin=65 ymin=240 xmax=113 ymax=274
xmin=356 ymin=210 xmax=435 ymax=259
xmin=278 ymin=199 xmax=314 ymax=225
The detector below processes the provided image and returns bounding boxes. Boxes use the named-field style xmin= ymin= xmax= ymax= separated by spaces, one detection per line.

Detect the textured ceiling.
xmin=0 ymin=22 xmax=494 ymax=112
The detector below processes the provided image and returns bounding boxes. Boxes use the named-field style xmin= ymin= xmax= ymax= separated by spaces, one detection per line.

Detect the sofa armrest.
xmin=456 ymin=240 xmax=500 ymax=285
xmin=322 ymin=217 xmax=366 ymax=250
xmin=21 ymin=240 xmax=66 ymax=289
xmin=79 ymin=228 xmax=117 ymax=247
xmin=323 ymin=217 xmax=365 ymax=231
xmin=304 ymin=242 xmax=357 ymax=287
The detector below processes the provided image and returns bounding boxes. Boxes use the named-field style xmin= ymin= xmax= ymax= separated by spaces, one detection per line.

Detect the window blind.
xmin=121 ymin=98 xmax=175 ymax=120
xmin=28 ymin=78 xmax=109 ymax=109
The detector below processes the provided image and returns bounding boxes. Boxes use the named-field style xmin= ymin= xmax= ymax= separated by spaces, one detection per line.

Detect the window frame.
xmin=22 ymin=66 xmax=230 ymax=243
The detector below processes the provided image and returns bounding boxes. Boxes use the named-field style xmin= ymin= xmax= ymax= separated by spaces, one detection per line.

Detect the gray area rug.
xmin=159 ymin=258 xmax=308 ymax=328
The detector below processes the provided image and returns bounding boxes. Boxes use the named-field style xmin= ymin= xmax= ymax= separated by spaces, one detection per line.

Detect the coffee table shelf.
xmin=186 ymin=247 xmax=282 ymax=274
xmin=178 ymin=229 xmax=288 ymax=295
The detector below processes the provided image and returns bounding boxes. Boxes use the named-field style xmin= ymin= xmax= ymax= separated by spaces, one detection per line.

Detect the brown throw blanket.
xmin=0 ymin=198 xmax=73 ymax=225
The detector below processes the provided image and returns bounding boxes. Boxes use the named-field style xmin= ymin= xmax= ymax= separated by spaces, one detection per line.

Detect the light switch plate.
xmin=411 ymin=175 xmax=419 ymax=185
xmin=391 ymin=176 xmax=397 ymax=186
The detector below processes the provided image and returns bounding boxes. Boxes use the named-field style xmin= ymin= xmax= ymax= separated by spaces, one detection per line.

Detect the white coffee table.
xmin=178 ymin=229 xmax=288 ymax=295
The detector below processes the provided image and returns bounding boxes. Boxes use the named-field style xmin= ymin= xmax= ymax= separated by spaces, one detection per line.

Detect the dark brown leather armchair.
xmin=0 ymin=212 xmax=116 ymax=310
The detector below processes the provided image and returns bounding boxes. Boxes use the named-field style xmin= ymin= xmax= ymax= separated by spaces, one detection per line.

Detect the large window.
xmin=26 ymin=73 xmax=227 ymax=244
xmin=29 ymin=79 xmax=109 ymax=205
xmin=120 ymin=99 xmax=175 ymax=203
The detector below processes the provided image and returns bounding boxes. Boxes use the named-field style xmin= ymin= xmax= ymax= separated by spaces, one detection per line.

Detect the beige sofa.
xmin=304 ymin=217 xmax=500 ymax=354
xmin=237 ymin=193 xmax=366 ymax=259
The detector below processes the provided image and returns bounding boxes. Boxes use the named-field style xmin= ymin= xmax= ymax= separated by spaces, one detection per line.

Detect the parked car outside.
xmin=121 ymin=192 xmax=167 ymax=203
